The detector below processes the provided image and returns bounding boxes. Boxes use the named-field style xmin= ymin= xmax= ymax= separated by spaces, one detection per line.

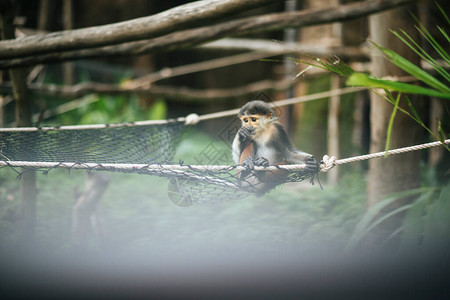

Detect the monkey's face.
xmin=240 ymin=114 xmax=261 ymax=128
xmin=240 ymin=113 xmax=273 ymax=131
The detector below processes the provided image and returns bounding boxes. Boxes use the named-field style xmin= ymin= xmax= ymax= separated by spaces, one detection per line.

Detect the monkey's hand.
xmin=254 ymin=157 xmax=269 ymax=167
xmin=238 ymin=126 xmax=256 ymax=144
xmin=305 ymin=156 xmax=319 ymax=173
xmin=242 ymin=156 xmax=269 ymax=171
xmin=242 ymin=157 xmax=255 ymax=171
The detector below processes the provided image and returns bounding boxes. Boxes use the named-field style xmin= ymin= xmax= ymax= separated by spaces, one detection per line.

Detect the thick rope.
xmin=0 ymin=160 xmax=307 ymax=172
xmin=1 ymin=139 xmax=448 ymax=172
xmin=320 ymin=138 xmax=450 ymax=172
xmin=337 ymin=139 xmax=450 ymax=164
xmin=0 ymin=86 xmax=363 ymax=132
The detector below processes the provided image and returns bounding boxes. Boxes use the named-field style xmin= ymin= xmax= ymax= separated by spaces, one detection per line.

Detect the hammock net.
xmin=0 ymin=121 xmax=318 ymax=206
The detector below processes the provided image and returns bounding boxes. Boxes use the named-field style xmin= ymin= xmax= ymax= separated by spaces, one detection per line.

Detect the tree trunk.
xmin=366 ymin=5 xmax=424 ymax=245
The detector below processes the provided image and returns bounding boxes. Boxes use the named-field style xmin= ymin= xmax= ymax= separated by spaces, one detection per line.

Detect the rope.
xmin=0 ymin=160 xmax=307 ymax=172
xmin=320 ymin=138 xmax=450 ymax=171
xmin=0 ymin=86 xmax=364 ymax=132
xmin=1 ymin=139 xmax=448 ymax=172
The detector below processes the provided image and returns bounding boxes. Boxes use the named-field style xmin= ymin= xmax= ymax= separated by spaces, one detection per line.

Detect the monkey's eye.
xmin=251 ymin=117 xmax=257 ymax=122
xmin=243 ymin=118 xmax=249 ymax=123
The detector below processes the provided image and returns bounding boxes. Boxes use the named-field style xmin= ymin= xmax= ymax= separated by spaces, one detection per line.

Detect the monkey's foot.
xmin=242 ymin=157 xmax=269 ymax=171
xmin=306 ymin=156 xmax=320 ymax=172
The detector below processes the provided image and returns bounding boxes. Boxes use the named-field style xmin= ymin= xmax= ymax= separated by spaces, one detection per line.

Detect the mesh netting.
xmin=0 ymin=122 xmax=184 ymax=164
xmin=166 ymin=167 xmax=318 ymax=206
xmin=0 ymin=121 xmax=318 ymax=205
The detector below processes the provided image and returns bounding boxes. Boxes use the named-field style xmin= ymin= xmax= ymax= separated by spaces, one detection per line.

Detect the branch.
xmin=128 ymin=42 xmax=368 ymax=87
xmin=0 ymin=0 xmax=280 ymax=59
xmin=0 ymin=0 xmax=414 ymax=69
xmin=199 ymin=38 xmax=369 ymax=60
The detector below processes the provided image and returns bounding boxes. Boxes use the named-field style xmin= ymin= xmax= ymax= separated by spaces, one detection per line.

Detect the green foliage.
xmin=55 ymin=94 xmax=168 ymax=126
xmin=300 ymin=4 xmax=450 ymax=152
xmin=346 ymin=181 xmax=450 ymax=252
xmin=346 ymin=187 xmax=429 ymax=250
xmin=147 ymin=98 xmax=167 ymax=121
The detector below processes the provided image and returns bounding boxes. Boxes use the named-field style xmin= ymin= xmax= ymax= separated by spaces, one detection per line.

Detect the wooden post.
xmin=327 ymin=0 xmax=342 ymax=185
xmin=366 ymin=4 xmax=424 ymax=248
xmin=0 ymin=2 xmax=37 ymax=248
xmin=367 ymin=5 xmax=423 ymax=207
xmin=38 ymin=0 xmax=50 ymax=32
xmin=62 ymin=0 xmax=75 ymax=85
xmin=280 ymin=0 xmax=298 ymax=136
xmin=0 ymin=72 xmax=4 ymax=127
xmin=327 ymin=75 xmax=341 ymax=185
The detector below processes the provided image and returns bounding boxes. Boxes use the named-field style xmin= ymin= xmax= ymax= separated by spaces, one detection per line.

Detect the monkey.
xmin=232 ymin=100 xmax=319 ymax=195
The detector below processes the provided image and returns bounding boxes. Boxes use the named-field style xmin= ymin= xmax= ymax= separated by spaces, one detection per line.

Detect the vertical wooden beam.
xmin=38 ymin=0 xmax=50 ymax=32
xmin=63 ymin=0 xmax=75 ymax=85
xmin=326 ymin=0 xmax=342 ymax=185
xmin=366 ymin=5 xmax=424 ymax=248
xmin=367 ymin=5 xmax=423 ymax=207
xmin=0 ymin=72 xmax=4 ymax=127
xmin=280 ymin=0 xmax=298 ymax=136
xmin=327 ymin=75 xmax=341 ymax=185
xmin=0 ymin=2 xmax=37 ymax=247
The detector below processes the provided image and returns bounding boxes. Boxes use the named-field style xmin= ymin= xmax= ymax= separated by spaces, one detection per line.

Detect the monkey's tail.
xmin=310 ymin=172 xmax=323 ymax=190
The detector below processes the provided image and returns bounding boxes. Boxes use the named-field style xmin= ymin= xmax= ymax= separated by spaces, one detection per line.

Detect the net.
xmin=0 ymin=121 xmax=318 ymax=205
xmin=0 ymin=122 xmax=184 ymax=164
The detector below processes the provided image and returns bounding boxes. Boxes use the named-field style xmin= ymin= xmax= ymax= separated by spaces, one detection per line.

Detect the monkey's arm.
xmin=273 ymin=124 xmax=318 ymax=172
xmin=287 ymin=150 xmax=319 ymax=172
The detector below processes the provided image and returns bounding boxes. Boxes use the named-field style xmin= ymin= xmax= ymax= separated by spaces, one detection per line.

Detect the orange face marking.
xmin=240 ymin=112 xmax=273 ymax=128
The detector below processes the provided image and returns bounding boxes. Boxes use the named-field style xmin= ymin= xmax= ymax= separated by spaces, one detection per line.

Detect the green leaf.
xmin=436 ymin=2 xmax=450 ymax=28
xmin=415 ymin=23 xmax=450 ymax=65
xmin=346 ymin=188 xmax=432 ymax=250
xmin=147 ymin=98 xmax=167 ymax=120
xmin=399 ymin=190 xmax=434 ymax=250
xmin=392 ymin=29 xmax=450 ymax=82
xmin=404 ymin=96 xmax=421 ymax=123
xmin=296 ymin=57 xmax=354 ymax=78
xmin=437 ymin=26 xmax=450 ymax=44
xmin=385 ymin=93 xmax=401 ymax=155
xmin=347 ymin=73 xmax=450 ymax=99
xmin=370 ymin=41 xmax=450 ymax=94
xmin=438 ymin=121 xmax=446 ymax=142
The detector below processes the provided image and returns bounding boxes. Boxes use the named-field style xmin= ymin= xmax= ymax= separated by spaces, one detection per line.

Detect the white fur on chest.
xmin=254 ymin=125 xmax=277 ymax=163
xmin=255 ymin=144 xmax=276 ymax=164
